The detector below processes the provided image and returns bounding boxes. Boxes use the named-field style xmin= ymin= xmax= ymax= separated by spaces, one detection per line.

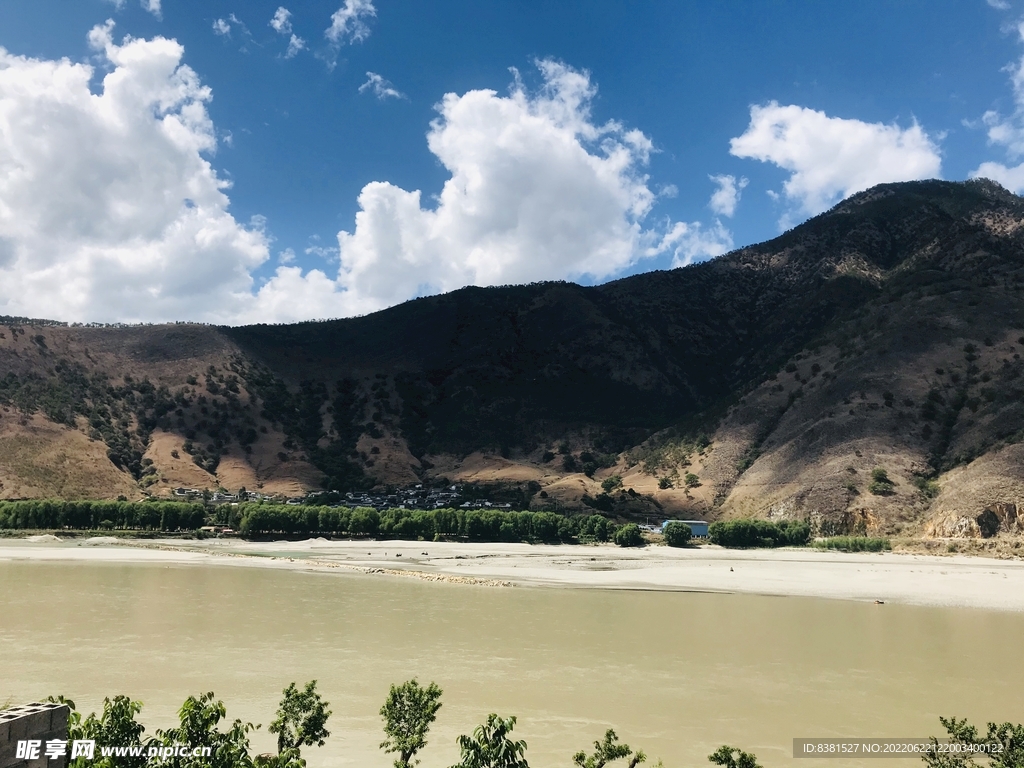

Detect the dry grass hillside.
xmin=2 ymin=179 xmax=1023 ymax=539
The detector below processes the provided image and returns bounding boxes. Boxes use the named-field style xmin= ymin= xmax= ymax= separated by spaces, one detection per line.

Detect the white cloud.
xmin=972 ymin=160 xmax=1024 ymax=189
xmin=988 ymin=0 xmax=1011 ymax=10
xmin=305 ymin=241 xmax=339 ymax=261
xmin=0 ymin=36 xmax=716 ymax=325
xmin=968 ymin=20 xmax=1024 ymax=190
xmin=105 ymin=0 xmax=128 ymax=10
xmin=325 ymin=0 xmax=376 ymax=45
xmin=358 ymin=72 xmax=405 ymax=100
xmin=286 ymin=35 xmax=306 ymax=58
xmin=140 ymin=0 xmax=161 ymax=19
xmin=270 ymin=10 xmax=305 ymax=58
xmin=979 ymin=21 xmax=1024 ymax=157
xmin=240 ymin=60 xmax=695 ymax=319
xmin=649 ymin=220 xmax=734 ymax=268
xmin=0 ymin=21 xmax=269 ymax=323
xmin=730 ymin=101 xmax=942 ymax=222
xmin=277 ymin=59 xmax=681 ymax=316
xmin=708 ymin=174 xmax=748 ymax=217
xmin=270 ymin=7 xmax=293 ymax=35
xmin=212 ymin=19 xmax=231 ymax=37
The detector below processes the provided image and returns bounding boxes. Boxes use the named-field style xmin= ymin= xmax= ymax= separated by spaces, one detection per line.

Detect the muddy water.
xmin=1 ymin=561 xmax=1021 ymax=767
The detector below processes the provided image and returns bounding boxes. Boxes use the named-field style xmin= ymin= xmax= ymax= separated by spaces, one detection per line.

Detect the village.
xmin=171 ymin=483 xmax=515 ymax=512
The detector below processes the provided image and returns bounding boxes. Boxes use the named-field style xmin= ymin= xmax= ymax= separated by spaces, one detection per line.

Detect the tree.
xmin=269 ymin=681 xmax=332 ymax=757
xmin=573 ymin=729 xmax=646 ymax=768
xmin=380 ymin=679 xmax=443 ymax=768
xmin=50 ymin=686 xmax=335 ymax=768
xmin=868 ymin=468 xmax=894 ymax=496
xmin=662 ymin=521 xmax=692 ymax=547
xmin=601 ymin=476 xmax=623 ymax=493
xmin=922 ymin=717 xmax=1024 ymax=768
xmin=614 ymin=523 xmax=643 ymax=547
xmin=450 ymin=714 xmax=530 ymax=768
xmin=708 ymin=745 xmax=762 ymax=768
xmin=51 ymin=695 xmax=153 ymax=768
xmin=684 ymin=473 xmax=701 ymax=488
xmin=156 ymin=692 xmax=258 ymax=768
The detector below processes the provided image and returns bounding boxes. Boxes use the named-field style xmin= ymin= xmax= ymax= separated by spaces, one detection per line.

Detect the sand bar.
xmin=2 ymin=537 xmax=1024 ymax=611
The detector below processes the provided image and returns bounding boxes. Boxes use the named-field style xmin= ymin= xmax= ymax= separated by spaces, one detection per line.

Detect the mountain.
xmin=2 ymin=178 xmax=1023 ymax=539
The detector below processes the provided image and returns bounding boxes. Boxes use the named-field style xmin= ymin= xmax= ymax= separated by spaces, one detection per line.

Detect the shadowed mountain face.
xmin=2 ymin=179 xmax=1024 ymax=537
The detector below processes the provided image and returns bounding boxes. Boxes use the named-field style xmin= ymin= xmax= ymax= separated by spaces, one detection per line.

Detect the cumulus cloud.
xmin=270 ymin=7 xmax=292 ymax=34
xmin=141 ymin=0 xmax=161 ymax=19
xmin=730 ymin=101 xmax=942 ymax=223
xmin=359 ymin=72 xmax=405 ymax=100
xmin=968 ymin=20 xmax=1024 ymax=191
xmin=708 ymin=174 xmax=748 ymax=217
xmin=236 ymin=60 xmax=706 ymax=320
xmin=284 ymin=35 xmax=306 ymax=58
xmin=213 ymin=14 xmax=254 ymax=45
xmin=325 ymin=0 xmax=376 ymax=44
xmin=988 ymin=0 xmax=1011 ymax=9
xmin=973 ymin=160 xmax=1024 ymax=189
xmin=979 ymin=21 xmax=1024 ymax=157
xmin=0 ymin=21 xmax=269 ymax=323
xmin=649 ymin=220 xmax=734 ymax=268
xmin=0 ymin=36 xmax=717 ymax=324
xmin=287 ymin=60 xmax=677 ymax=315
xmin=269 ymin=7 xmax=305 ymax=58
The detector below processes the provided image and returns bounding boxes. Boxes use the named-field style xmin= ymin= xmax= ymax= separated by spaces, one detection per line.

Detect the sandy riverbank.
xmin=2 ymin=537 xmax=1024 ymax=611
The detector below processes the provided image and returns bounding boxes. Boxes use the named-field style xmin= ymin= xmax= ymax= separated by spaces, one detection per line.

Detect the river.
xmin=1 ymin=559 xmax=1022 ymax=767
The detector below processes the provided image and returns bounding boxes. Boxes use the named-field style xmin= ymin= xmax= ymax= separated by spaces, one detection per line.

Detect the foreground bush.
xmin=814 ymin=536 xmax=891 ymax=552
xmin=662 ymin=521 xmax=693 ymax=547
xmin=50 ymin=680 xmax=331 ymax=768
xmin=708 ymin=519 xmax=810 ymax=548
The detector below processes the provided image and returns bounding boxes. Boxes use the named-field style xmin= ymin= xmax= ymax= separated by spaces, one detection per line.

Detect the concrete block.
xmin=0 ymin=703 xmax=69 ymax=768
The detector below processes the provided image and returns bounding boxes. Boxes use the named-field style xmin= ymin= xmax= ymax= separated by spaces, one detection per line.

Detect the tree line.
xmin=0 ymin=500 xmax=205 ymax=531
xmin=49 ymin=680 xmax=1023 ymax=768
xmin=0 ymin=499 xmax=625 ymax=545
xmin=237 ymin=503 xmax=617 ymax=544
xmin=2 ymin=498 xmax=826 ymax=552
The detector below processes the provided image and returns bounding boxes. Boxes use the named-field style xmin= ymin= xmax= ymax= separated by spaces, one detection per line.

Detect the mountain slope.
xmin=1 ymin=179 xmax=1023 ymax=538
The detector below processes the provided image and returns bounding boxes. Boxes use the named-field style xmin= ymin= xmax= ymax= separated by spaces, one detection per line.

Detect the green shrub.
xmin=601 ymin=475 xmax=623 ymax=493
xmin=814 ymin=536 xmax=891 ymax=552
xmin=912 ymin=476 xmax=940 ymax=499
xmin=868 ymin=467 xmax=895 ymax=496
xmin=684 ymin=472 xmax=701 ymax=488
xmin=662 ymin=521 xmax=692 ymax=547
xmin=613 ymin=523 xmax=644 ymax=547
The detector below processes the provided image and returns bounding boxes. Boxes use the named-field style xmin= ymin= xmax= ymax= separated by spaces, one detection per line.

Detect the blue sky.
xmin=0 ymin=0 xmax=1023 ymax=323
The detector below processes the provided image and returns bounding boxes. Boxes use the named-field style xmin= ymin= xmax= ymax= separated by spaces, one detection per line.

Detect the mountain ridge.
xmin=2 ymin=178 xmax=1023 ymax=539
